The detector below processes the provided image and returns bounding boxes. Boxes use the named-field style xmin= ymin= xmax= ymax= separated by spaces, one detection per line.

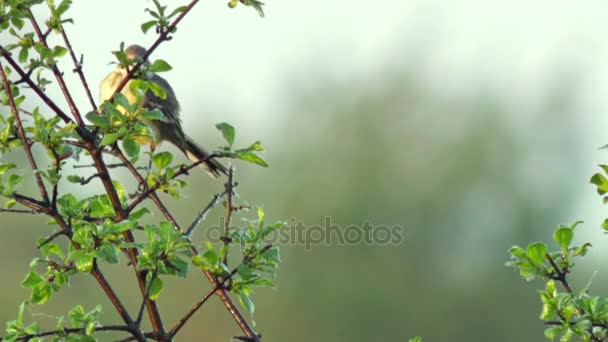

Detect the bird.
xmin=99 ymin=44 xmax=227 ymax=177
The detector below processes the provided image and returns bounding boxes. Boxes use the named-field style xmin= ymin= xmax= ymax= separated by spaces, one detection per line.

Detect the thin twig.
xmin=136 ymin=270 xmax=159 ymax=325
xmin=184 ymin=191 xmax=228 ymax=237
xmin=222 ymin=166 xmax=235 ymax=265
xmin=28 ymin=10 xmax=85 ymax=127
xmin=59 ymin=27 xmax=97 ymax=110
xmin=73 ymin=163 xmax=128 ymax=169
xmin=11 ymin=324 xmax=135 ymax=341
xmin=0 ymin=208 xmax=38 ymax=214
xmin=37 ymin=230 xmax=67 ymax=249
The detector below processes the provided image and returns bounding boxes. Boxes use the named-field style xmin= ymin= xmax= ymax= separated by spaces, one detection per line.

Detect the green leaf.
xmin=141 ymin=20 xmax=157 ymax=34
xmin=554 ymin=227 xmax=573 ymax=252
xmin=30 ymin=283 xmax=52 ymax=304
xmin=113 ymin=93 xmax=132 ymax=112
xmin=85 ymin=111 xmax=110 ymax=127
xmin=526 ymin=242 xmax=547 ymax=265
xmin=89 ymin=198 xmax=114 ymax=218
xmin=8 ymin=174 xmax=23 ymax=187
xmin=148 ymin=277 xmax=163 ymax=301
xmin=130 ymin=207 xmax=151 ymax=220
xmin=97 ymin=243 xmax=119 ymax=264
xmin=67 ymin=175 xmax=84 ymax=183
xmin=544 ymin=326 xmax=563 ymax=340
xmin=0 ymin=163 xmax=16 ymax=175
xmin=22 ymin=271 xmax=44 ymax=288
xmin=572 ymin=243 xmax=592 ymax=257
xmin=122 ymin=137 xmax=140 ymax=160
xmin=152 ymin=151 xmax=173 ymax=169
xmin=148 ymin=81 xmax=167 ymax=99
xmin=248 ymin=141 xmax=264 ymax=151
xmin=5 ymin=198 xmax=16 ymax=209
xmin=100 ymin=132 xmax=120 ymax=147
xmin=74 ymin=252 xmax=94 ymax=273
xmin=237 ymin=289 xmax=255 ymax=313
xmin=149 ymin=59 xmax=172 ymax=73
xmin=140 ymin=109 xmax=166 ymax=121
xmin=18 ymin=48 xmax=28 ymax=63
xmin=216 ymin=122 xmax=235 ymax=146
xmin=236 ymin=151 xmax=269 ymax=167
xmin=52 ymin=46 xmax=68 ymax=58
xmin=590 ymin=171 xmax=608 ymax=195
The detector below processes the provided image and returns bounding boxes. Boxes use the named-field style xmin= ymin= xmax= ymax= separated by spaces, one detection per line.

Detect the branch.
xmin=12 ymin=324 xmax=135 ymax=341
xmin=222 ymin=165 xmax=235 ymax=265
xmin=0 ymin=60 xmax=50 ymax=204
xmin=88 ymin=147 xmax=166 ymax=337
xmin=184 ymin=190 xmax=228 ymax=237
xmin=0 ymin=208 xmax=38 ymax=214
xmin=59 ymin=27 xmax=97 ymax=111
xmin=28 ymin=10 xmax=86 ymax=127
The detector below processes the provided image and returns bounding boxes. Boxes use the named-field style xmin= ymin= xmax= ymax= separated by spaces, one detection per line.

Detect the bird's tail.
xmin=184 ymin=135 xmax=227 ymax=178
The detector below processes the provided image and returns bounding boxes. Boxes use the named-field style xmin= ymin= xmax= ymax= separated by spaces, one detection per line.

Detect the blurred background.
xmin=3 ymin=0 xmax=608 ymax=341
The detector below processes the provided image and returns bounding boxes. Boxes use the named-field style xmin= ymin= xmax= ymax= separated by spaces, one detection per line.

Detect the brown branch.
xmin=36 ymin=229 xmax=66 ymax=249
xmin=0 ymin=60 xmax=50 ymax=204
xmin=12 ymin=324 xmax=136 ymax=341
xmin=88 ymin=148 xmax=166 ymax=337
xmin=12 ymin=193 xmax=49 ymax=212
xmin=59 ymin=27 xmax=97 ymax=111
xmin=0 ymin=208 xmax=38 ymax=214
xmin=28 ymin=10 xmax=85 ymax=127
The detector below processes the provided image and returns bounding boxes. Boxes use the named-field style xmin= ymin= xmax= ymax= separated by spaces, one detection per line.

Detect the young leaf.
xmin=526 ymin=242 xmax=547 ymax=265
xmin=152 ymin=151 xmax=173 ymax=169
xmin=122 ymin=137 xmax=140 ymax=160
xmin=554 ymin=227 xmax=573 ymax=252
xmin=149 ymin=59 xmax=172 ymax=73
xmin=141 ymin=20 xmax=157 ymax=34
xmin=216 ymin=122 xmax=235 ymax=147
xmin=236 ymin=151 xmax=269 ymax=167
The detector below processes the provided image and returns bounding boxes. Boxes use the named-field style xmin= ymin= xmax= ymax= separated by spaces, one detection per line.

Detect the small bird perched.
xmin=99 ymin=44 xmax=227 ymax=177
